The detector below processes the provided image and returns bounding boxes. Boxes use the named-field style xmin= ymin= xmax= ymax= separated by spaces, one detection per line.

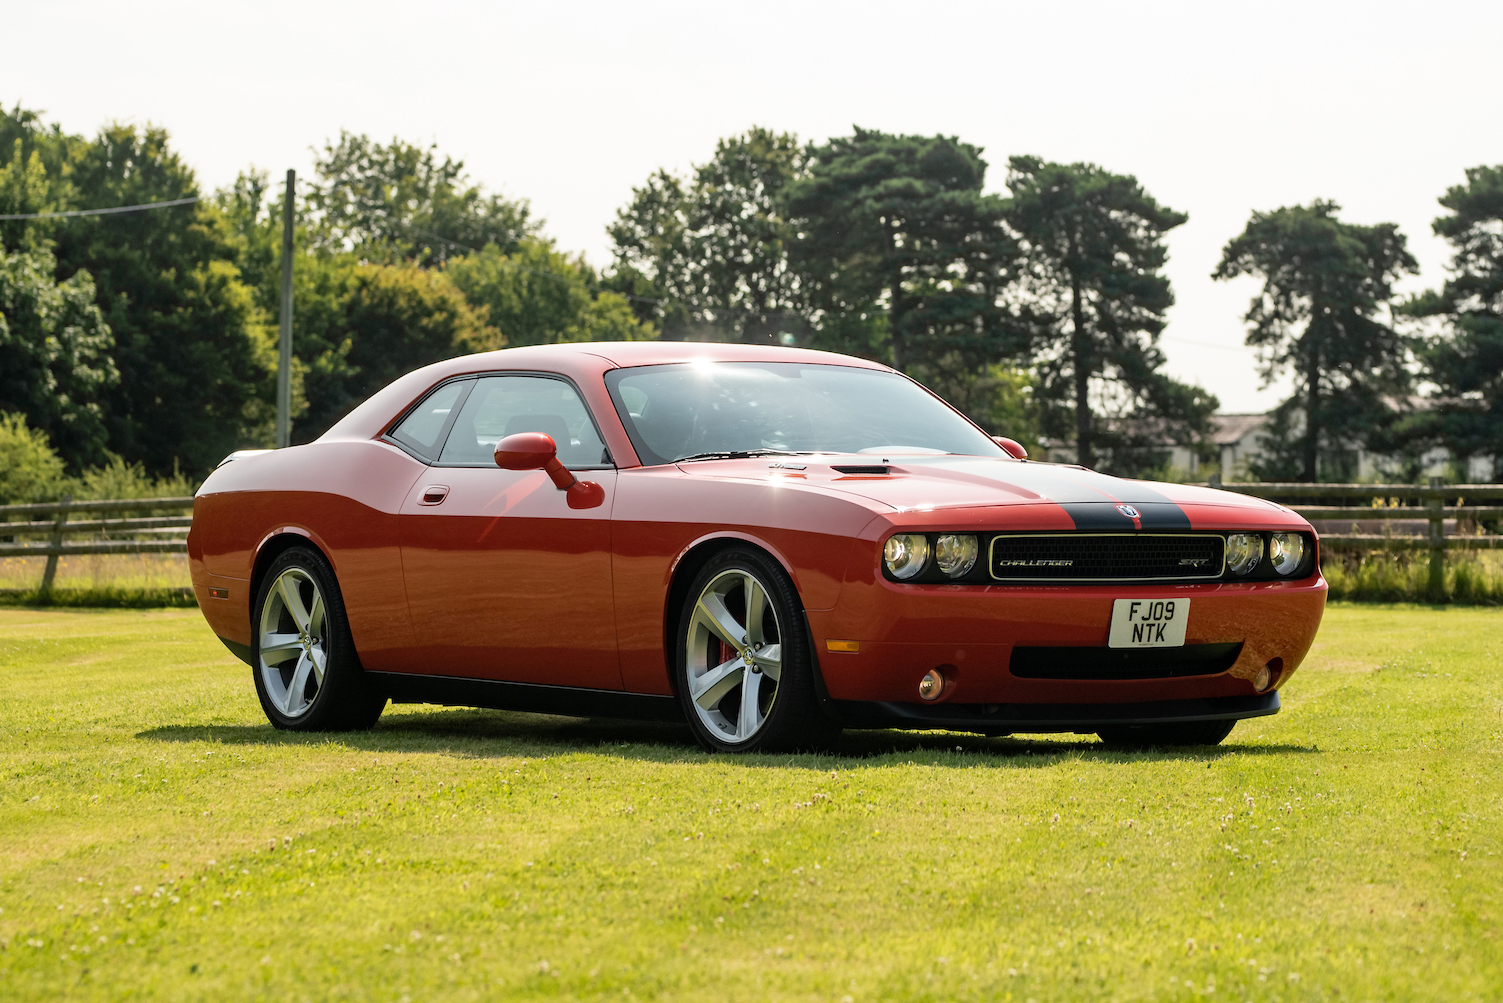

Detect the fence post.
xmin=1427 ymin=476 xmax=1445 ymax=601
xmin=38 ymin=495 xmax=71 ymax=599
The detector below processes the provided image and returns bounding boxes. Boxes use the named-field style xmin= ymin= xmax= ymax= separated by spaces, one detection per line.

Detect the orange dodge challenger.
xmin=189 ymin=342 xmax=1326 ymax=752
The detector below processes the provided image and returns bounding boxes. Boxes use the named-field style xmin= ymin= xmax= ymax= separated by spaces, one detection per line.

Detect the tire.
xmin=674 ymin=547 xmax=839 ymax=753
xmin=252 ymin=546 xmax=386 ymax=731
xmin=1097 ymin=719 xmax=1236 ymax=749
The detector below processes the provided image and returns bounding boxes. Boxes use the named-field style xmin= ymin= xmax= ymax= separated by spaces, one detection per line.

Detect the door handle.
xmin=418 ymin=484 xmax=450 ymax=506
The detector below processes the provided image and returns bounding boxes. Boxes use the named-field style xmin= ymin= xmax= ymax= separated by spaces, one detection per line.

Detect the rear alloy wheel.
xmin=676 ymin=548 xmax=837 ymax=753
xmin=1097 ymin=719 xmax=1236 ymax=749
xmin=253 ymin=547 xmax=385 ymax=731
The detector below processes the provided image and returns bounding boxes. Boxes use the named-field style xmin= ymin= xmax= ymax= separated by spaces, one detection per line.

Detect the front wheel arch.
xmin=671 ymin=545 xmax=840 ymax=752
xmin=663 ymin=535 xmax=803 ymax=699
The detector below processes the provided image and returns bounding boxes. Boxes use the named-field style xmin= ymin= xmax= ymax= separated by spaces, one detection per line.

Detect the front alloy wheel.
xmin=685 ymin=567 xmax=784 ymax=743
xmin=676 ymin=548 xmax=837 ymax=753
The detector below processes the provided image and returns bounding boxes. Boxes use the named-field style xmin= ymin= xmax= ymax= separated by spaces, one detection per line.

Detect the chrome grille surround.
xmin=988 ymin=533 xmax=1227 ymax=583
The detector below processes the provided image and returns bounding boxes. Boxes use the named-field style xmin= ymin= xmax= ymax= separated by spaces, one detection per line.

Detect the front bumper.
xmin=807 ymin=575 xmax=1327 ymax=704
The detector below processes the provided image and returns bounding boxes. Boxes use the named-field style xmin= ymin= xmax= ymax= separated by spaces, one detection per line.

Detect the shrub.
xmin=1322 ymin=550 xmax=1503 ymax=605
xmin=73 ymin=455 xmax=195 ymax=500
xmin=0 ymin=411 xmax=66 ymax=503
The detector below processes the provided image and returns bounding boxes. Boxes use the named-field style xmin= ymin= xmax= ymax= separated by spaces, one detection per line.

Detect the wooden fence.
xmin=2 ymin=482 xmax=1501 ymax=600
xmin=1206 ymin=476 xmax=1503 ymax=598
xmin=0 ymin=496 xmax=194 ymax=596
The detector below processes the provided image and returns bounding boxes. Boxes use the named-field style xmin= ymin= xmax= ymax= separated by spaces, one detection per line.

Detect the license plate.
xmin=1108 ymin=598 xmax=1189 ymax=648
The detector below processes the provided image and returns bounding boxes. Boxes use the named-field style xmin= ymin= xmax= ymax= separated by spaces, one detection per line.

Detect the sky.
xmin=7 ymin=0 xmax=1501 ymax=413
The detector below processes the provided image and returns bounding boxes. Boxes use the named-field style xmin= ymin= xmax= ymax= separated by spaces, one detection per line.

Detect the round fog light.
xmin=883 ymin=534 xmax=929 ymax=580
xmin=918 ymin=669 xmax=946 ymax=701
xmin=934 ymin=534 xmax=979 ymax=578
xmin=1255 ymin=658 xmax=1283 ymax=693
xmin=1270 ymin=533 xmax=1306 ymax=576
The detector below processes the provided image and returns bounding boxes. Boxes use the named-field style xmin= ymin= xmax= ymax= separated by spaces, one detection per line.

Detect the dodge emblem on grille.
xmin=1115 ymin=504 xmax=1140 ymax=519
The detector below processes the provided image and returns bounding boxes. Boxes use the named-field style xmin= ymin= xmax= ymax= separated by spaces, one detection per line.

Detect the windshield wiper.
xmin=676 ymin=449 xmax=809 ymax=463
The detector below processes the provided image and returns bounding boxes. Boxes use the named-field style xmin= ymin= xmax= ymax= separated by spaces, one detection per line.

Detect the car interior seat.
xmin=438 ymin=408 xmax=489 ymax=464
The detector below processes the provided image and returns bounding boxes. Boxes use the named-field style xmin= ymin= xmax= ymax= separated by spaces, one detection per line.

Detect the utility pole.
xmin=275 ymin=168 xmax=295 ymax=448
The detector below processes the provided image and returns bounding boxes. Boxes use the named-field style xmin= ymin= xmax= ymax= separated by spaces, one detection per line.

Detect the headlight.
xmin=934 ymin=534 xmax=978 ymax=578
xmin=1270 ymin=533 xmax=1306 ymax=576
xmin=883 ymin=534 xmax=929 ymax=580
xmin=1226 ymin=533 xmax=1262 ymax=575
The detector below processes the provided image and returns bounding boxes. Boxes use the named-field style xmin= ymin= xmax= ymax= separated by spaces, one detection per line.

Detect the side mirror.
xmin=494 ymin=432 xmax=605 ymax=509
xmin=992 ymin=435 xmax=1028 ymax=460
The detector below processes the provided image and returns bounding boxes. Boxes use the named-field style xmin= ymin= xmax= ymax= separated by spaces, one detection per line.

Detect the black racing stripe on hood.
xmin=1057 ymin=501 xmax=1192 ymax=530
xmin=1010 ymin=468 xmax=1192 ymax=530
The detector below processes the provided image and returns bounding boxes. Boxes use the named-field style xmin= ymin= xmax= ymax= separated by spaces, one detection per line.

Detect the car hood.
xmin=673 ymin=454 xmax=1301 ymax=531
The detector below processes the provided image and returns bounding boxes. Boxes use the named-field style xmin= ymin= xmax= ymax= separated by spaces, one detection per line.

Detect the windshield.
xmin=605 ymin=362 xmax=1003 ymax=465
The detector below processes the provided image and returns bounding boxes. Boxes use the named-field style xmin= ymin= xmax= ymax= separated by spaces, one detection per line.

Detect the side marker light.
xmin=826 ymin=640 xmax=861 ymax=653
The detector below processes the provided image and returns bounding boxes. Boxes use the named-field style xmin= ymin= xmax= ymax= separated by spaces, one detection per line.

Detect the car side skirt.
xmin=830 ymin=692 xmax=1279 ymax=734
xmin=363 ymin=669 xmax=1275 ymax=736
xmin=366 ymin=672 xmax=684 ymax=722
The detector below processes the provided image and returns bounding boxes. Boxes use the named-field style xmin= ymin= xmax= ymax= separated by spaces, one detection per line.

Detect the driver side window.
xmin=437 ymin=375 xmax=609 ymax=467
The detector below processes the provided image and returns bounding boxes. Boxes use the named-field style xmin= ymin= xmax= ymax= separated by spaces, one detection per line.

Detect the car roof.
xmin=318 ymin=341 xmax=897 ymax=446
xmin=457 ymin=340 xmax=894 ymax=370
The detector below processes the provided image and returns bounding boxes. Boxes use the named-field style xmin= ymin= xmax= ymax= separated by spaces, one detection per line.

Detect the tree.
xmin=447 ymin=239 xmax=655 ymax=347
xmin=297 ymin=263 xmax=500 ymax=440
xmin=782 ymin=128 xmax=1017 ymax=372
xmin=3 ymin=110 xmax=283 ymax=475
xmin=55 ymin=124 xmax=274 ymax=474
xmin=609 ymin=128 xmax=807 ymax=343
xmin=0 ymin=104 xmax=85 ymax=252
xmin=1215 ymin=200 xmax=1418 ymax=482
xmin=305 ymin=132 xmax=535 ymax=266
xmin=1005 ymin=157 xmax=1214 ymax=473
xmin=1403 ymin=165 xmax=1503 ymax=480
xmin=910 ymin=353 xmax=1040 ymax=450
xmin=0 ymin=245 xmax=116 ymax=467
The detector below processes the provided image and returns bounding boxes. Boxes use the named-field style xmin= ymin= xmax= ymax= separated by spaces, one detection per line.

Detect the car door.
xmin=395 ymin=373 xmax=622 ymax=689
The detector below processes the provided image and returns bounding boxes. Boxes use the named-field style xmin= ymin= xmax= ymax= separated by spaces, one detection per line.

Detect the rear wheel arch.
xmin=251 ymin=532 xmax=334 ymax=623
xmin=251 ymin=544 xmax=385 ymax=731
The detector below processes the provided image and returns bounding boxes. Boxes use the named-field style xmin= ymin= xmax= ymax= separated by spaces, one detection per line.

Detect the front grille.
xmin=989 ymin=534 xmax=1224 ymax=581
xmin=1010 ymin=642 xmax=1243 ymax=679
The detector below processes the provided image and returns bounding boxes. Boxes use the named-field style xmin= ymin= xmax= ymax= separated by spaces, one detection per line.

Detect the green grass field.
xmin=1 ymin=605 xmax=1499 ymax=1001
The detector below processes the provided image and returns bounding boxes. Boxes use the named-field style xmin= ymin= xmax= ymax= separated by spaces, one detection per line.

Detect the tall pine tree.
xmin=782 ymin=128 xmax=1017 ymax=372
xmin=609 ymin=127 xmax=807 ymax=344
xmin=1005 ymin=157 xmax=1213 ymax=473
xmin=1403 ymin=166 xmax=1503 ymax=480
xmin=1216 ymin=201 xmax=1416 ymax=482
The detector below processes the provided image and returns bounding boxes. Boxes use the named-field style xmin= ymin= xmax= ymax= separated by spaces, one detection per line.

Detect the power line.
xmin=1162 ymin=335 xmax=1251 ymax=353
xmin=396 ymin=218 xmax=662 ymax=305
xmin=1 ymin=186 xmax=665 ymax=305
xmin=0 ymin=196 xmax=200 ymax=221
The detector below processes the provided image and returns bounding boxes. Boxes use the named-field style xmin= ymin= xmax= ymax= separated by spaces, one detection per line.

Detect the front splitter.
xmin=829 ymin=691 xmax=1279 ymax=734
